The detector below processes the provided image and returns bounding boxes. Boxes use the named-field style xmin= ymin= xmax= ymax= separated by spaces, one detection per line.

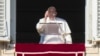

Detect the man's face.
xmin=48 ymin=7 xmax=56 ymax=17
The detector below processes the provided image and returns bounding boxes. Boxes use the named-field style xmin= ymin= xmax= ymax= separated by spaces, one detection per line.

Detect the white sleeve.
xmin=64 ymin=21 xmax=72 ymax=44
xmin=36 ymin=19 xmax=45 ymax=32
xmin=64 ymin=21 xmax=71 ymax=33
xmin=62 ymin=20 xmax=72 ymax=44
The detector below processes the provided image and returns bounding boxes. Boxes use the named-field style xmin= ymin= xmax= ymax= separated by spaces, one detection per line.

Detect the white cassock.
xmin=36 ymin=17 xmax=72 ymax=44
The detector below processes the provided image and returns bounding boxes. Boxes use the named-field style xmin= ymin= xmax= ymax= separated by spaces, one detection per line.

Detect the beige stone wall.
xmin=86 ymin=44 xmax=100 ymax=56
xmin=0 ymin=42 xmax=15 ymax=56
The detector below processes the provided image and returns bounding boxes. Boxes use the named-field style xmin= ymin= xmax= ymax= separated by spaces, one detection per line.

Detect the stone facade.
xmin=0 ymin=0 xmax=100 ymax=56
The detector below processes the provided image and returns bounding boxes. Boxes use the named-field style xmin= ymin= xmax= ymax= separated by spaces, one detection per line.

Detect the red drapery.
xmin=16 ymin=43 xmax=85 ymax=56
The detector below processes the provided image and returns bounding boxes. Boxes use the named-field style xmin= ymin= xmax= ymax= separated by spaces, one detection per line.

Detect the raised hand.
xmin=44 ymin=11 xmax=49 ymax=22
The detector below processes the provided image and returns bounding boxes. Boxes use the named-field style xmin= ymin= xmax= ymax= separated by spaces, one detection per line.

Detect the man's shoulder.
xmin=39 ymin=18 xmax=44 ymax=20
xmin=39 ymin=18 xmax=45 ymax=21
xmin=56 ymin=17 xmax=66 ymax=22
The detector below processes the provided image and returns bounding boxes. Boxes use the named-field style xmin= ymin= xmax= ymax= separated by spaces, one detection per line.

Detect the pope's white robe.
xmin=36 ymin=17 xmax=72 ymax=44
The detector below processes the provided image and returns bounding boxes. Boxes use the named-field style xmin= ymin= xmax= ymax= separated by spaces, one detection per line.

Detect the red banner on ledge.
xmin=16 ymin=43 xmax=85 ymax=56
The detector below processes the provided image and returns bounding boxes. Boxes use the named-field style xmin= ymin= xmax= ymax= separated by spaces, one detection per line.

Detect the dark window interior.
xmin=16 ymin=0 xmax=85 ymax=43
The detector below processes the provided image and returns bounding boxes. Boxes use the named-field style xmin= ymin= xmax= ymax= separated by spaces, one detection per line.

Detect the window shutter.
xmin=0 ymin=0 xmax=7 ymax=36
